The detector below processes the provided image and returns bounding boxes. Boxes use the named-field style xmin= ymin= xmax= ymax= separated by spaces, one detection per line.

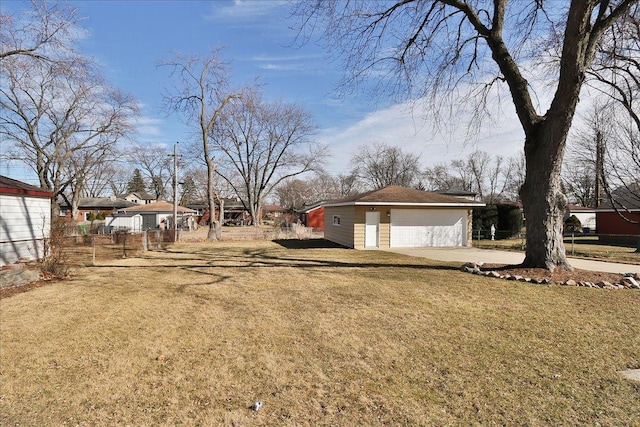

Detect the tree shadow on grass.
xmin=272 ymin=239 xmax=348 ymax=249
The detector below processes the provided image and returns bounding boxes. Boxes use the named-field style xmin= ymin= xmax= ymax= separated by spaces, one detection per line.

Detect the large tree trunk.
xmin=206 ymin=163 xmax=219 ymax=242
xmin=519 ymin=118 xmax=572 ymax=271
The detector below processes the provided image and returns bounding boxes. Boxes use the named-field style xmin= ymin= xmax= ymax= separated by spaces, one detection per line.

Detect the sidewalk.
xmin=386 ymin=247 xmax=640 ymax=274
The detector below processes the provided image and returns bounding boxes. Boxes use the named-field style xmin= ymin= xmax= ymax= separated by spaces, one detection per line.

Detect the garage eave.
xmin=324 ymin=201 xmax=485 ymax=208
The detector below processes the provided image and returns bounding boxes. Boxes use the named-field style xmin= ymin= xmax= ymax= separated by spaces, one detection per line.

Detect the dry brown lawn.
xmin=1 ymin=240 xmax=639 ymax=426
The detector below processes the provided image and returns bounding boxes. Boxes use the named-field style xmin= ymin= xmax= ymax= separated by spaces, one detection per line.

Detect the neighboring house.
xmin=58 ymin=196 xmax=135 ymax=222
xmin=225 ymin=199 xmax=255 ymax=225
xmin=298 ymin=201 xmax=325 ymax=231
xmin=263 ymin=204 xmax=287 ymax=220
xmin=565 ymin=205 xmax=597 ymax=233
xmin=188 ymin=198 xmax=253 ymax=226
xmin=323 ymin=185 xmax=485 ymax=249
xmin=104 ymin=212 xmax=143 ymax=233
xmin=0 ymin=175 xmax=53 ymax=266
xmin=117 ymin=201 xmax=196 ymax=230
xmin=596 ymin=205 xmax=640 ymax=246
xmin=434 ymin=189 xmax=480 ymax=201
xmin=185 ymin=201 xmax=207 ymax=224
xmin=123 ymin=192 xmax=157 ymax=205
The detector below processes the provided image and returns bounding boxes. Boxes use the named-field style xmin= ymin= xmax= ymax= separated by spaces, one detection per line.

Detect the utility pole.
xmin=595 ymin=131 xmax=603 ymax=208
xmin=171 ymin=142 xmax=179 ymax=242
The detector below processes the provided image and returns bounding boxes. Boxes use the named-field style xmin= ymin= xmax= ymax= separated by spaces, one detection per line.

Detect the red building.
xmin=298 ymin=202 xmax=325 ymax=231
xmin=596 ymin=208 xmax=640 ymax=245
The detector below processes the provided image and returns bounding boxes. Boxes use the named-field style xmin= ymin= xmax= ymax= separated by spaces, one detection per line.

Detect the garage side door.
xmin=390 ymin=209 xmax=465 ymax=247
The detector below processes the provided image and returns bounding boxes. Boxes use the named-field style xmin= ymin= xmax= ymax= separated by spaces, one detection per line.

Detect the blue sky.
xmin=2 ymin=0 xmax=527 ymax=183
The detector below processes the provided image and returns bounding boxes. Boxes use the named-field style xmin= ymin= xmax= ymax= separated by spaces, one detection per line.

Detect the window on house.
xmin=332 ymin=215 xmax=341 ymax=226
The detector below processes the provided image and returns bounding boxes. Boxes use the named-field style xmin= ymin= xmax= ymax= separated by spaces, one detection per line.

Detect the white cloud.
xmin=318 ymin=98 xmax=525 ymax=174
xmin=204 ymin=0 xmax=288 ymax=23
xmin=133 ymin=116 xmax=164 ymax=137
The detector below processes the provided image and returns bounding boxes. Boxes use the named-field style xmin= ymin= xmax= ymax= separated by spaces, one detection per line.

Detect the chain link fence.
xmin=473 ymin=229 xmax=639 ymax=263
xmin=57 ymin=222 xmax=323 ymax=266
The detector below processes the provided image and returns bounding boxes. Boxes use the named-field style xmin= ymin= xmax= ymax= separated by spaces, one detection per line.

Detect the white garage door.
xmin=390 ymin=209 xmax=466 ymax=247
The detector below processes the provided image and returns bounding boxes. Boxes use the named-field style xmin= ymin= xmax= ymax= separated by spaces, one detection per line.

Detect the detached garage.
xmin=0 ymin=175 xmax=53 ymax=266
xmin=324 ymin=186 xmax=484 ymax=249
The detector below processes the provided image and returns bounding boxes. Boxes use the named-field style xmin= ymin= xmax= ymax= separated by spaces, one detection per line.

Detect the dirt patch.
xmin=0 ymin=280 xmax=49 ymax=299
xmin=480 ymin=264 xmax=624 ymax=285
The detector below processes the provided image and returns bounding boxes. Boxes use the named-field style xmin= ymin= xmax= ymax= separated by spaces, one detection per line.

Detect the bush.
xmin=41 ymin=216 xmax=70 ymax=278
xmin=564 ymin=215 xmax=582 ymax=234
xmin=473 ymin=204 xmax=523 ymax=239
xmin=497 ymin=204 xmax=523 ymax=238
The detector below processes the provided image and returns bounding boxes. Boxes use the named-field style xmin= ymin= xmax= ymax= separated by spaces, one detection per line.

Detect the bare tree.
xmin=0 ymin=1 xmax=78 ymax=62
xmin=212 ymin=89 xmax=325 ymax=225
xmin=423 ymin=162 xmax=469 ymax=192
xmin=306 ymin=171 xmax=362 ymax=201
xmin=0 ymin=51 xmax=137 ymax=216
xmin=126 ymin=143 xmax=173 ymax=200
xmin=179 ymin=165 xmax=209 ymax=206
xmin=350 ymin=142 xmax=422 ymax=190
xmin=293 ymin=1 xmax=637 ymax=270
xmin=423 ymin=151 xmax=516 ymax=202
xmin=275 ymin=178 xmax=313 ymax=211
xmin=81 ymin=159 xmax=125 ymax=198
xmin=504 ymin=153 xmax=526 ymax=202
xmin=586 ymin=7 xmax=640 ymax=245
xmin=564 ymin=103 xmax=612 ymax=207
xmin=161 ymin=49 xmax=241 ymax=240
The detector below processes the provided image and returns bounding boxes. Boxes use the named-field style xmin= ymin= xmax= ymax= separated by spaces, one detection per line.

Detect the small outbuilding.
xmin=0 ymin=175 xmax=54 ymax=266
xmin=565 ymin=205 xmax=597 ymax=233
xmin=596 ymin=197 xmax=640 ymax=246
xmin=298 ymin=201 xmax=325 ymax=231
xmin=104 ymin=212 xmax=143 ymax=233
xmin=323 ymin=186 xmax=484 ymax=249
xmin=117 ymin=201 xmax=196 ymax=230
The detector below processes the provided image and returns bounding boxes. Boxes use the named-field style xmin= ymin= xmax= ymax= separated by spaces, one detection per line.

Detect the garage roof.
xmin=0 ymin=175 xmax=53 ymax=198
xmin=324 ymin=185 xmax=485 ymax=207
xmin=118 ymin=201 xmax=196 ymax=214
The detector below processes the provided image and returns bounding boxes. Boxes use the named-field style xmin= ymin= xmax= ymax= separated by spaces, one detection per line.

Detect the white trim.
xmin=323 ymin=201 xmax=484 ymax=208
xmin=596 ymin=208 xmax=640 ymax=213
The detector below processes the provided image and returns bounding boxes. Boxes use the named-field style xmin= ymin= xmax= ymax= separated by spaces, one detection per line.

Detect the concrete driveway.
xmin=386 ymin=247 xmax=640 ymax=274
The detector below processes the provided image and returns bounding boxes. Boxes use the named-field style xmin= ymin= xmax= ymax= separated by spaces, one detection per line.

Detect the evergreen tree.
xmin=126 ymin=169 xmax=146 ymax=194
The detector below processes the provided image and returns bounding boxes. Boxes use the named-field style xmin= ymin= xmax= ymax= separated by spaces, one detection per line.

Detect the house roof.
xmin=125 ymin=192 xmax=156 ymax=200
xmin=597 ymin=186 xmax=640 ymax=211
xmin=107 ymin=212 xmax=142 ymax=218
xmin=263 ymin=204 xmax=287 ymax=212
xmin=58 ymin=196 xmax=135 ymax=210
xmin=0 ymin=175 xmax=53 ymax=198
xmin=298 ymin=200 xmax=326 ymax=213
xmin=324 ymin=186 xmax=485 ymax=208
xmin=118 ymin=200 xmax=196 ymax=214
xmin=567 ymin=204 xmax=597 ymax=213
xmin=434 ymin=189 xmax=478 ymax=198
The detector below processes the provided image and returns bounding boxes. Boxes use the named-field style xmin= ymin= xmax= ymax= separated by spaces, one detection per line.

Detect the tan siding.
xmin=324 ymin=206 xmax=355 ymax=248
xmin=355 ymin=206 xmax=393 ymax=249
xmin=466 ymin=209 xmax=473 ymax=246
xmin=326 ymin=204 xmax=472 ymax=248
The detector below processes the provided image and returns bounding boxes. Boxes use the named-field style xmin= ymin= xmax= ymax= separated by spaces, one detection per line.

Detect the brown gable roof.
xmin=119 ymin=201 xmax=196 ymax=213
xmin=0 ymin=175 xmax=53 ymax=198
xmin=325 ymin=185 xmax=484 ymax=206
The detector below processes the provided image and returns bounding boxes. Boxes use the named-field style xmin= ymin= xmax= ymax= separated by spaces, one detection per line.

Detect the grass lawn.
xmin=1 ymin=240 xmax=639 ymax=426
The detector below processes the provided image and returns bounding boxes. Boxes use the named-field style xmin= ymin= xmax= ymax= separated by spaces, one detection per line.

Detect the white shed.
xmin=104 ymin=212 xmax=143 ymax=233
xmin=0 ymin=175 xmax=53 ymax=266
